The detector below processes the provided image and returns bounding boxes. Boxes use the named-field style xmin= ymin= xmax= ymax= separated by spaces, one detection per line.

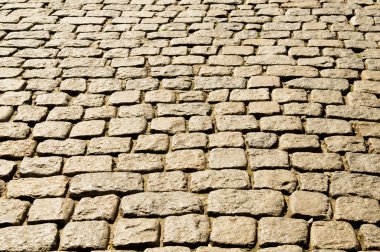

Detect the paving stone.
xmin=0 ymin=198 xmax=30 ymax=225
xmin=253 ymin=170 xmax=297 ymax=193
xmin=330 ymin=172 xmax=380 ymax=200
xmin=7 ymin=176 xmax=68 ymax=199
xmin=147 ymin=171 xmax=187 ymax=192
xmin=209 ymin=132 xmax=244 ymax=148
xmin=163 ymin=214 xmax=209 ymax=245
xmin=245 ymin=132 xmax=278 ymax=148
xmin=61 ymin=221 xmax=109 ymax=250
xmin=0 ymin=159 xmax=16 ymax=179
xmin=280 ymin=134 xmax=320 ymax=151
xmin=359 ymin=224 xmax=380 ymax=250
xmin=151 ymin=117 xmax=186 ymax=134
xmin=325 ymin=136 xmax=366 ymax=153
xmin=292 ymin=152 xmax=342 ymax=172
xmin=166 ymin=150 xmax=206 ymax=171
xmin=145 ymin=247 xmax=191 ymax=252
xmin=190 ymin=169 xmax=250 ymax=192
xmin=73 ymin=194 xmax=119 ymax=222
xmin=70 ymin=120 xmax=106 ymax=138
xmin=0 ymin=122 xmax=29 ymax=139
xmin=208 ymin=189 xmax=284 ymax=217
xmin=345 ymin=153 xmax=380 ymax=174
xmin=305 ymin=118 xmax=352 ymax=135
xmin=196 ymin=248 xmax=244 ymax=252
xmin=209 ymin=148 xmax=247 ymax=169
xmin=257 ymin=246 xmax=303 ymax=252
xmin=121 ymin=192 xmax=202 ymax=217
xmin=171 ymin=133 xmax=208 ymax=150
xmin=249 ymin=149 xmax=289 ymax=170
xmin=109 ymin=118 xmax=148 ymax=136
xmin=0 ymin=139 xmax=36 ymax=158
xmin=33 ymin=121 xmax=72 ymax=139
xmin=0 ymin=224 xmax=58 ymax=251
xmin=258 ymin=217 xmax=308 ymax=247
xmin=88 ymin=137 xmax=131 ymax=154
xmin=118 ymin=153 xmax=163 ymax=172
xmin=335 ymin=196 xmax=380 ymax=223
xmin=289 ymin=191 xmax=331 ymax=219
xmin=63 ymin=155 xmax=112 ymax=175
xmin=310 ymin=221 xmax=359 ymax=250
xmin=37 ymin=139 xmax=86 ymax=156
xmin=114 ymin=218 xmax=160 ymax=248
xmin=215 ymin=115 xmax=259 ymax=131
xmin=260 ymin=116 xmax=303 ymax=133
xmin=210 ymin=216 xmax=256 ymax=246
xmin=299 ymin=173 xmax=329 ymax=193
xmin=69 ymin=172 xmax=143 ymax=197
xmin=135 ymin=134 xmax=170 ymax=152
xmin=20 ymin=156 xmax=62 ymax=177
xmin=28 ymin=198 xmax=74 ymax=224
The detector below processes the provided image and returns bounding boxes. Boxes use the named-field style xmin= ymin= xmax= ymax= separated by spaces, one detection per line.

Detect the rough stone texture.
xmin=258 ymin=217 xmax=308 ymax=247
xmin=0 ymin=199 xmax=30 ymax=226
xmin=163 ymin=214 xmax=210 ymax=245
xmin=359 ymin=224 xmax=380 ymax=250
xmin=0 ymin=0 xmax=379 ymax=250
xmin=210 ymin=216 xmax=256 ymax=246
xmin=208 ymin=189 xmax=284 ymax=217
xmin=0 ymin=224 xmax=58 ymax=251
xmin=60 ymin=221 xmax=109 ymax=250
xmin=113 ymin=218 xmax=160 ymax=248
xmin=310 ymin=221 xmax=359 ymax=250
xmin=289 ymin=191 xmax=331 ymax=219
xmin=120 ymin=192 xmax=202 ymax=217
xmin=73 ymin=194 xmax=119 ymax=222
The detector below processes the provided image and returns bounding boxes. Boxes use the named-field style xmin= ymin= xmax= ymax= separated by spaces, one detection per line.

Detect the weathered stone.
xmin=20 ymin=156 xmax=62 ymax=177
xmin=171 ymin=133 xmax=208 ymax=150
xmin=211 ymin=216 xmax=256 ymax=246
xmin=0 ymin=139 xmax=36 ymax=158
xmin=291 ymin=152 xmax=343 ymax=171
xmin=209 ymin=148 xmax=247 ymax=169
xmin=190 ymin=169 xmax=250 ymax=192
xmin=163 ymin=214 xmax=210 ymax=245
xmin=61 ymin=221 xmax=109 ymax=250
xmin=147 ymin=171 xmax=187 ymax=192
xmin=0 ymin=159 xmax=16 ymax=179
xmin=70 ymin=120 xmax=106 ymax=138
xmin=69 ymin=172 xmax=143 ymax=197
xmin=0 ymin=224 xmax=58 ymax=251
xmin=324 ymin=136 xmax=366 ymax=153
xmin=166 ymin=150 xmax=206 ymax=171
xmin=109 ymin=118 xmax=147 ymax=136
xmin=215 ymin=115 xmax=259 ymax=131
xmin=260 ymin=116 xmax=303 ymax=133
xmin=208 ymin=189 xmax=284 ymax=217
xmin=0 ymin=199 xmax=30 ymax=225
xmin=330 ymin=172 xmax=380 ymax=200
xmin=33 ymin=121 xmax=72 ymax=139
xmin=279 ymin=134 xmax=320 ymax=151
xmin=114 ymin=218 xmax=160 ymax=247
xmin=345 ymin=153 xmax=380 ymax=174
xmin=299 ymin=173 xmax=328 ymax=193
xmin=253 ymin=170 xmax=297 ymax=193
xmin=249 ymin=149 xmax=289 ymax=169
xmin=258 ymin=217 xmax=308 ymax=246
xmin=37 ymin=139 xmax=86 ymax=156
xmin=310 ymin=221 xmax=359 ymax=250
xmin=28 ymin=198 xmax=74 ymax=224
xmin=117 ymin=153 xmax=163 ymax=172
xmin=121 ymin=192 xmax=202 ymax=217
xmin=73 ymin=194 xmax=119 ymax=222
xmin=359 ymin=224 xmax=380 ymax=250
xmin=335 ymin=196 xmax=380 ymax=224
xmin=305 ymin=118 xmax=352 ymax=135
xmin=151 ymin=117 xmax=186 ymax=134
xmin=0 ymin=122 xmax=29 ymax=139
xmin=7 ymin=176 xmax=68 ymax=199
xmin=289 ymin=191 xmax=331 ymax=219
xmin=257 ymin=245 xmax=303 ymax=252
xmin=135 ymin=134 xmax=169 ymax=152
xmin=88 ymin=137 xmax=131 ymax=154
xmin=63 ymin=155 xmax=112 ymax=175
xmin=245 ymin=132 xmax=278 ymax=148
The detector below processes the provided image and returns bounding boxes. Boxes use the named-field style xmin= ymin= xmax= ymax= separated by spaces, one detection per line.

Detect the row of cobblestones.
xmin=0 ymin=0 xmax=379 ymax=251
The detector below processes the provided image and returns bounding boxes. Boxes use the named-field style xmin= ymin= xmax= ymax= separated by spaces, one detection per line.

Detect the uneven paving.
xmin=0 ymin=0 xmax=379 ymax=251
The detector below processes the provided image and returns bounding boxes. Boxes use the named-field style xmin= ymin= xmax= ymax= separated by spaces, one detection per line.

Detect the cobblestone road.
xmin=0 ymin=0 xmax=379 ymax=251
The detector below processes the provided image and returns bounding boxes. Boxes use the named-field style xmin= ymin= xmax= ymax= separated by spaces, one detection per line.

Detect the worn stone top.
xmin=0 ymin=0 xmax=379 ymax=251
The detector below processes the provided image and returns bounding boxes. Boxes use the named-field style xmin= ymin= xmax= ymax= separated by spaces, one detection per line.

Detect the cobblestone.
xmin=0 ymin=0 xmax=379 ymax=250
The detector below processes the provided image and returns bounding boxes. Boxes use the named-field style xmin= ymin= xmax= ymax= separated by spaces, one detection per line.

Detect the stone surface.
xmin=120 ymin=192 xmax=202 ymax=217
xmin=0 ymin=224 xmax=58 ymax=251
xmin=0 ymin=0 xmax=379 ymax=250
xmin=310 ymin=221 xmax=359 ymax=250
xmin=210 ymin=216 xmax=256 ymax=246
xmin=208 ymin=189 xmax=284 ymax=217
xmin=113 ymin=218 xmax=160 ymax=248
xmin=60 ymin=221 xmax=109 ymax=250
xmin=289 ymin=191 xmax=331 ymax=219
xmin=359 ymin=224 xmax=380 ymax=250
xmin=258 ymin=217 xmax=308 ymax=247
xmin=163 ymin=214 xmax=210 ymax=245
